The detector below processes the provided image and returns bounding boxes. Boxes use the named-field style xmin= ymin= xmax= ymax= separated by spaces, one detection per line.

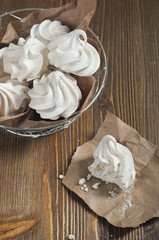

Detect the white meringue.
xmin=88 ymin=135 xmax=136 ymax=190
xmin=30 ymin=20 xmax=70 ymax=44
xmin=47 ymin=29 xmax=100 ymax=76
xmin=0 ymin=47 xmax=7 ymax=76
xmin=0 ymin=75 xmax=30 ymax=116
xmin=28 ymin=71 xmax=82 ymax=120
xmin=2 ymin=37 xmax=49 ymax=82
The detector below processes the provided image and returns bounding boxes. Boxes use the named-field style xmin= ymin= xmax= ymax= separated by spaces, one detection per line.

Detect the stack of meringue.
xmin=0 ymin=19 xmax=100 ymax=120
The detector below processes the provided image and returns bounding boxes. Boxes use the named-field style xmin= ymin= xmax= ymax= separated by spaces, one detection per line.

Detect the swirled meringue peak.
xmin=30 ymin=20 xmax=70 ymax=44
xmin=0 ymin=75 xmax=30 ymax=116
xmin=47 ymin=29 xmax=100 ymax=76
xmin=2 ymin=37 xmax=49 ymax=82
xmin=28 ymin=71 xmax=82 ymax=120
xmin=88 ymin=135 xmax=136 ymax=190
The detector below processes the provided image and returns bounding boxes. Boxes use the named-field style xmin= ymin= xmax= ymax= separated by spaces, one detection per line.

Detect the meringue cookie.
xmin=0 ymin=47 xmax=7 ymax=76
xmin=28 ymin=71 xmax=82 ymax=120
xmin=88 ymin=135 xmax=136 ymax=190
xmin=2 ymin=37 xmax=49 ymax=82
xmin=0 ymin=75 xmax=30 ymax=116
xmin=30 ymin=20 xmax=70 ymax=44
xmin=47 ymin=29 xmax=100 ymax=76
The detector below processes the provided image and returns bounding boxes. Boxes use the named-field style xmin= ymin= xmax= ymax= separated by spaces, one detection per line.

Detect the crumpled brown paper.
xmin=1 ymin=0 xmax=97 ymax=43
xmin=0 ymin=0 xmax=97 ymax=129
xmin=63 ymin=113 xmax=159 ymax=228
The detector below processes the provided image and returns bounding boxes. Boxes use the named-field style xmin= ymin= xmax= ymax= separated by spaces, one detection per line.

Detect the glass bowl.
xmin=0 ymin=8 xmax=107 ymax=138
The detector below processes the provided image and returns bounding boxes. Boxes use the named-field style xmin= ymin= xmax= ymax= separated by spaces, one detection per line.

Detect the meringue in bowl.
xmin=0 ymin=8 xmax=107 ymax=137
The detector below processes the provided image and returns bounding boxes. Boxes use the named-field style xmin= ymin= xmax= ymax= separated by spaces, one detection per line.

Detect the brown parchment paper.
xmin=1 ymin=0 xmax=97 ymax=43
xmin=0 ymin=110 xmax=30 ymax=127
xmin=63 ymin=113 xmax=159 ymax=228
xmin=0 ymin=0 xmax=97 ymax=128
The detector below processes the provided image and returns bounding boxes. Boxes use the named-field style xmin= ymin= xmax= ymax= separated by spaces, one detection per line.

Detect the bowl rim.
xmin=0 ymin=8 xmax=107 ymax=133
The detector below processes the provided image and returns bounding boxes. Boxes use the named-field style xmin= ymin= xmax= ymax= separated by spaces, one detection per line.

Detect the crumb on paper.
xmin=92 ymin=182 xmax=101 ymax=189
xmin=68 ymin=234 xmax=75 ymax=239
xmin=86 ymin=173 xmax=92 ymax=181
xmin=108 ymin=190 xmax=117 ymax=197
xmin=79 ymin=178 xmax=86 ymax=185
xmin=124 ymin=196 xmax=132 ymax=207
xmin=117 ymin=195 xmax=132 ymax=216
xmin=84 ymin=187 xmax=88 ymax=192
xmin=79 ymin=182 xmax=88 ymax=192
xmin=58 ymin=174 xmax=64 ymax=179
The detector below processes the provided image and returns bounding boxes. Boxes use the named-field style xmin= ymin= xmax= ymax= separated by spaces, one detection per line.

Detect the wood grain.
xmin=0 ymin=220 xmax=37 ymax=239
xmin=0 ymin=0 xmax=159 ymax=239
xmin=41 ymin=172 xmax=53 ymax=240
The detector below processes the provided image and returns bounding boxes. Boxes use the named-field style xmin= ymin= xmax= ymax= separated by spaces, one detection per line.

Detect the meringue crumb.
xmin=68 ymin=234 xmax=75 ymax=239
xmin=80 ymin=182 xmax=88 ymax=192
xmin=79 ymin=178 xmax=86 ymax=185
xmin=118 ymin=195 xmax=132 ymax=216
xmin=86 ymin=173 xmax=92 ymax=181
xmin=92 ymin=182 xmax=101 ymax=189
xmin=58 ymin=174 xmax=64 ymax=179
xmin=84 ymin=187 xmax=88 ymax=192
xmin=109 ymin=191 xmax=117 ymax=197
xmin=124 ymin=196 xmax=132 ymax=207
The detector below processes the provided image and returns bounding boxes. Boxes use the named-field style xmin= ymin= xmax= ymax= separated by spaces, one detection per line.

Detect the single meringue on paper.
xmin=47 ymin=29 xmax=100 ymax=76
xmin=88 ymin=135 xmax=136 ymax=190
xmin=2 ymin=37 xmax=49 ymax=82
xmin=28 ymin=71 xmax=82 ymax=120
xmin=0 ymin=75 xmax=30 ymax=116
xmin=30 ymin=20 xmax=70 ymax=45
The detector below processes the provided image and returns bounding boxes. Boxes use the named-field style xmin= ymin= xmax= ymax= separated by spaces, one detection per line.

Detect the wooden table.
xmin=0 ymin=0 xmax=158 ymax=239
